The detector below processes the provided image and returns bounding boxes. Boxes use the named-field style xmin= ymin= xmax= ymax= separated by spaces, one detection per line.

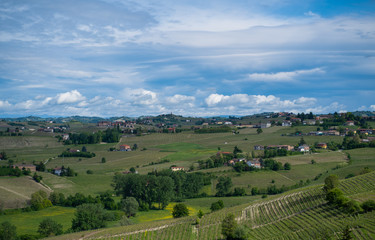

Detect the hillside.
xmin=47 ymin=171 xmax=375 ymax=240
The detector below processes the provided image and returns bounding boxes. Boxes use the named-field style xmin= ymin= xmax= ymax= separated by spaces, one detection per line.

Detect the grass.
xmin=0 ymin=206 xmax=75 ymax=236
xmin=0 ymin=176 xmax=51 ymax=209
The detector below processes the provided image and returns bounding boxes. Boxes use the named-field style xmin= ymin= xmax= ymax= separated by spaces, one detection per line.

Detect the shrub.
xmin=37 ymin=218 xmax=63 ymax=237
xmin=172 ymin=203 xmax=189 ymax=218
xmin=361 ymin=200 xmax=375 ymax=212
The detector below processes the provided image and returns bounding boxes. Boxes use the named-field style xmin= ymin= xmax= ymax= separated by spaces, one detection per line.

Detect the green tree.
xmin=361 ymin=200 xmax=375 ymax=212
xmin=71 ymin=203 xmax=107 ymax=231
xmin=221 ymin=213 xmax=237 ymax=240
xmin=172 ymin=203 xmax=189 ymax=218
xmin=121 ymin=197 xmax=139 ymax=217
xmin=101 ymin=157 xmax=106 ymax=163
xmin=37 ymin=218 xmax=63 ymax=237
xmin=210 ymin=200 xmax=224 ymax=212
xmin=0 ymin=221 xmax=17 ymax=240
xmin=284 ymin=162 xmax=291 ymax=170
xmin=234 ymin=225 xmax=249 ymax=240
xmin=31 ymin=190 xmax=52 ymax=211
xmin=155 ymin=176 xmax=174 ymax=209
xmin=257 ymin=128 xmax=263 ymax=134
xmin=324 ymin=175 xmax=339 ymax=192
xmin=216 ymin=176 xmax=233 ymax=197
xmin=197 ymin=209 xmax=204 ymax=218
xmin=299 ymin=137 xmax=306 ymax=146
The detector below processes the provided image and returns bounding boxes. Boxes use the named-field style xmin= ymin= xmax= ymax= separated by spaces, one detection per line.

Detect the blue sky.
xmin=0 ymin=0 xmax=374 ymax=117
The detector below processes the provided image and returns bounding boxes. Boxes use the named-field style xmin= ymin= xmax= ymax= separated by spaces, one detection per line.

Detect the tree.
xmin=324 ymin=175 xmax=339 ymax=192
xmin=0 ymin=221 xmax=17 ymax=240
xmin=37 ymin=218 xmax=63 ymax=237
xmin=221 ymin=213 xmax=237 ymax=240
xmin=284 ymin=162 xmax=291 ymax=170
xmin=257 ymin=128 xmax=263 ymax=134
xmin=71 ymin=203 xmax=107 ymax=231
xmin=361 ymin=200 xmax=375 ymax=212
xmin=172 ymin=203 xmax=189 ymax=218
xmin=132 ymin=144 xmax=138 ymax=150
xmin=81 ymin=146 xmax=87 ymax=152
xmin=216 ymin=176 xmax=233 ymax=197
xmin=121 ymin=197 xmax=139 ymax=217
xmin=299 ymin=137 xmax=306 ymax=146
xmin=210 ymin=200 xmax=224 ymax=212
xmin=101 ymin=157 xmax=106 ymax=163
xmin=31 ymin=190 xmax=52 ymax=211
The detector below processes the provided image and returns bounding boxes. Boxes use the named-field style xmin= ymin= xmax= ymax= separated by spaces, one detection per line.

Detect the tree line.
xmin=113 ymin=170 xmax=211 ymax=210
xmin=62 ymin=128 xmax=121 ymax=145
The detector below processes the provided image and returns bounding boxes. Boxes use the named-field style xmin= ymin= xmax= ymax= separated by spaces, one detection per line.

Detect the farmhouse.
xmin=345 ymin=121 xmax=355 ymax=126
xmin=246 ymin=159 xmax=261 ymax=169
xmin=282 ymin=121 xmax=292 ymax=127
xmin=120 ymin=144 xmax=132 ymax=151
xmin=266 ymin=145 xmax=294 ymax=151
xmin=171 ymin=166 xmax=185 ymax=171
xmin=298 ymin=145 xmax=310 ymax=152
xmin=98 ymin=121 xmax=112 ymax=127
xmin=254 ymin=145 xmax=265 ymax=150
xmin=316 ymin=143 xmax=327 ymax=149
xmin=260 ymin=122 xmax=271 ymax=128
xmin=53 ymin=167 xmax=62 ymax=176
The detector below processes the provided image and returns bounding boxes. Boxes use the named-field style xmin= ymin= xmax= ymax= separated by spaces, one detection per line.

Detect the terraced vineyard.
xmin=51 ymin=172 xmax=375 ymax=240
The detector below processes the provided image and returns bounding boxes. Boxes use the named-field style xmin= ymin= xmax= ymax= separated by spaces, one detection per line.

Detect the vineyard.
xmin=49 ymin=171 xmax=375 ymax=240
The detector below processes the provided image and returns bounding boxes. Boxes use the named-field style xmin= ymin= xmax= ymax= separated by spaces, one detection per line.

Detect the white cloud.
xmin=204 ymin=93 xmax=320 ymax=113
xmin=167 ymin=94 xmax=195 ymax=104
xmin=125 ymin=88 xmax=158 ymax=105
xmin=247 ymin=68 xmax=325 ymax=82
xmin=56 ymin=90 xmax=85 ymax=104
xmin=0 ymin=100 xmax=11 ymax=109
xmin=370 ymin=105 xmax=375 ymax=111
xmin=304 ymin=11 xmax=320 ymax=18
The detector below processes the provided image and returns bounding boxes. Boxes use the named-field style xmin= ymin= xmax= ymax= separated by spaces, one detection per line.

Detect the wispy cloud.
xmin=246 ymin=68 xmax=325 ymax=82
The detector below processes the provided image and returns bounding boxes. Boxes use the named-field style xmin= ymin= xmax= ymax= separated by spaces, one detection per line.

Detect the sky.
xmin=0 ymin=0 xmax=374 ymax=117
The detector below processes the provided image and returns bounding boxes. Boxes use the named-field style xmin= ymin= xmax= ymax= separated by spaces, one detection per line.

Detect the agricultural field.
xmin=48 ymin=171 xmax=375 ymax=240
xmin=0 ymin=119 xmax=374 ymax=239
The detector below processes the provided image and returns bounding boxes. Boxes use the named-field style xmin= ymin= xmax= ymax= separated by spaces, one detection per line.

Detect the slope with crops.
xmin=48 ymin=171 xmax=375 ymax=240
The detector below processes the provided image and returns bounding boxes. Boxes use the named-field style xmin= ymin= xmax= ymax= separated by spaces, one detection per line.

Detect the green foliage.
xmin=233 ymin=187 xmax=246 ymax=196
xmin=31 ymin=190 xmax=52 ymax=211
xmin=86 ymin=170 xmax=94 ymax=174
xmin=119 ymin=216 xmax=133 ymax=226
xmin=195 ymin=126 xmax=232 ymax=134
xmin=324 ymin=175 xmax=339 ymax=192
xmin=59 ymin=151 xmax=95 ymax=158
xmin=197 ymin=209 xmax=204 ymax=218
xmin=284 ymin=162 xmax=291 ymax=170
xmin=0 ymin=166 xmax=22 ymax=177
xmin=341 ymin=225 xmax=353 ymax=240
xmin=101 ymin=157 xmax=106 ymax=163
xmin=216 ymin=176 xmax=233 ymax=197
xmin=32 ymin=172 xmax=43 ymax=183
xmin=0 ymin=221 xmax=17 ymax=240
xmin=361 ymin=200 xmax=375 ymax=213
xmin=257 ymin=128 xmax=263 ymax=134
xmin=221 ymin=213 xmax=237 ymax=239
xmin=172 ymin=203 xmax=189 ymax=218
xmin=121 ymin=197 xmax=139 ymax=217
xmin=263 ymin=159 xmax=283 ymax=171
xmin=210 ymin=200 xmax=224 ymax=212
xmin=234 ymin=225 xmax=249 ymax=240
xmin=71 ymin=203 xmax=107 ymax=231
xmin=37 ymin=218 xmax=63 ymax=237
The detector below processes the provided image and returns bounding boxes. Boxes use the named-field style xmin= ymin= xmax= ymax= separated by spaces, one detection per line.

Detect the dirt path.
xmin=0 ymin=186 xmax=29 ymax=199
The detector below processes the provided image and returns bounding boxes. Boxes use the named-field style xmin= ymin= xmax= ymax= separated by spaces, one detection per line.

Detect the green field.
xmin=1 ymin=123 xmax=375 ymax=239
